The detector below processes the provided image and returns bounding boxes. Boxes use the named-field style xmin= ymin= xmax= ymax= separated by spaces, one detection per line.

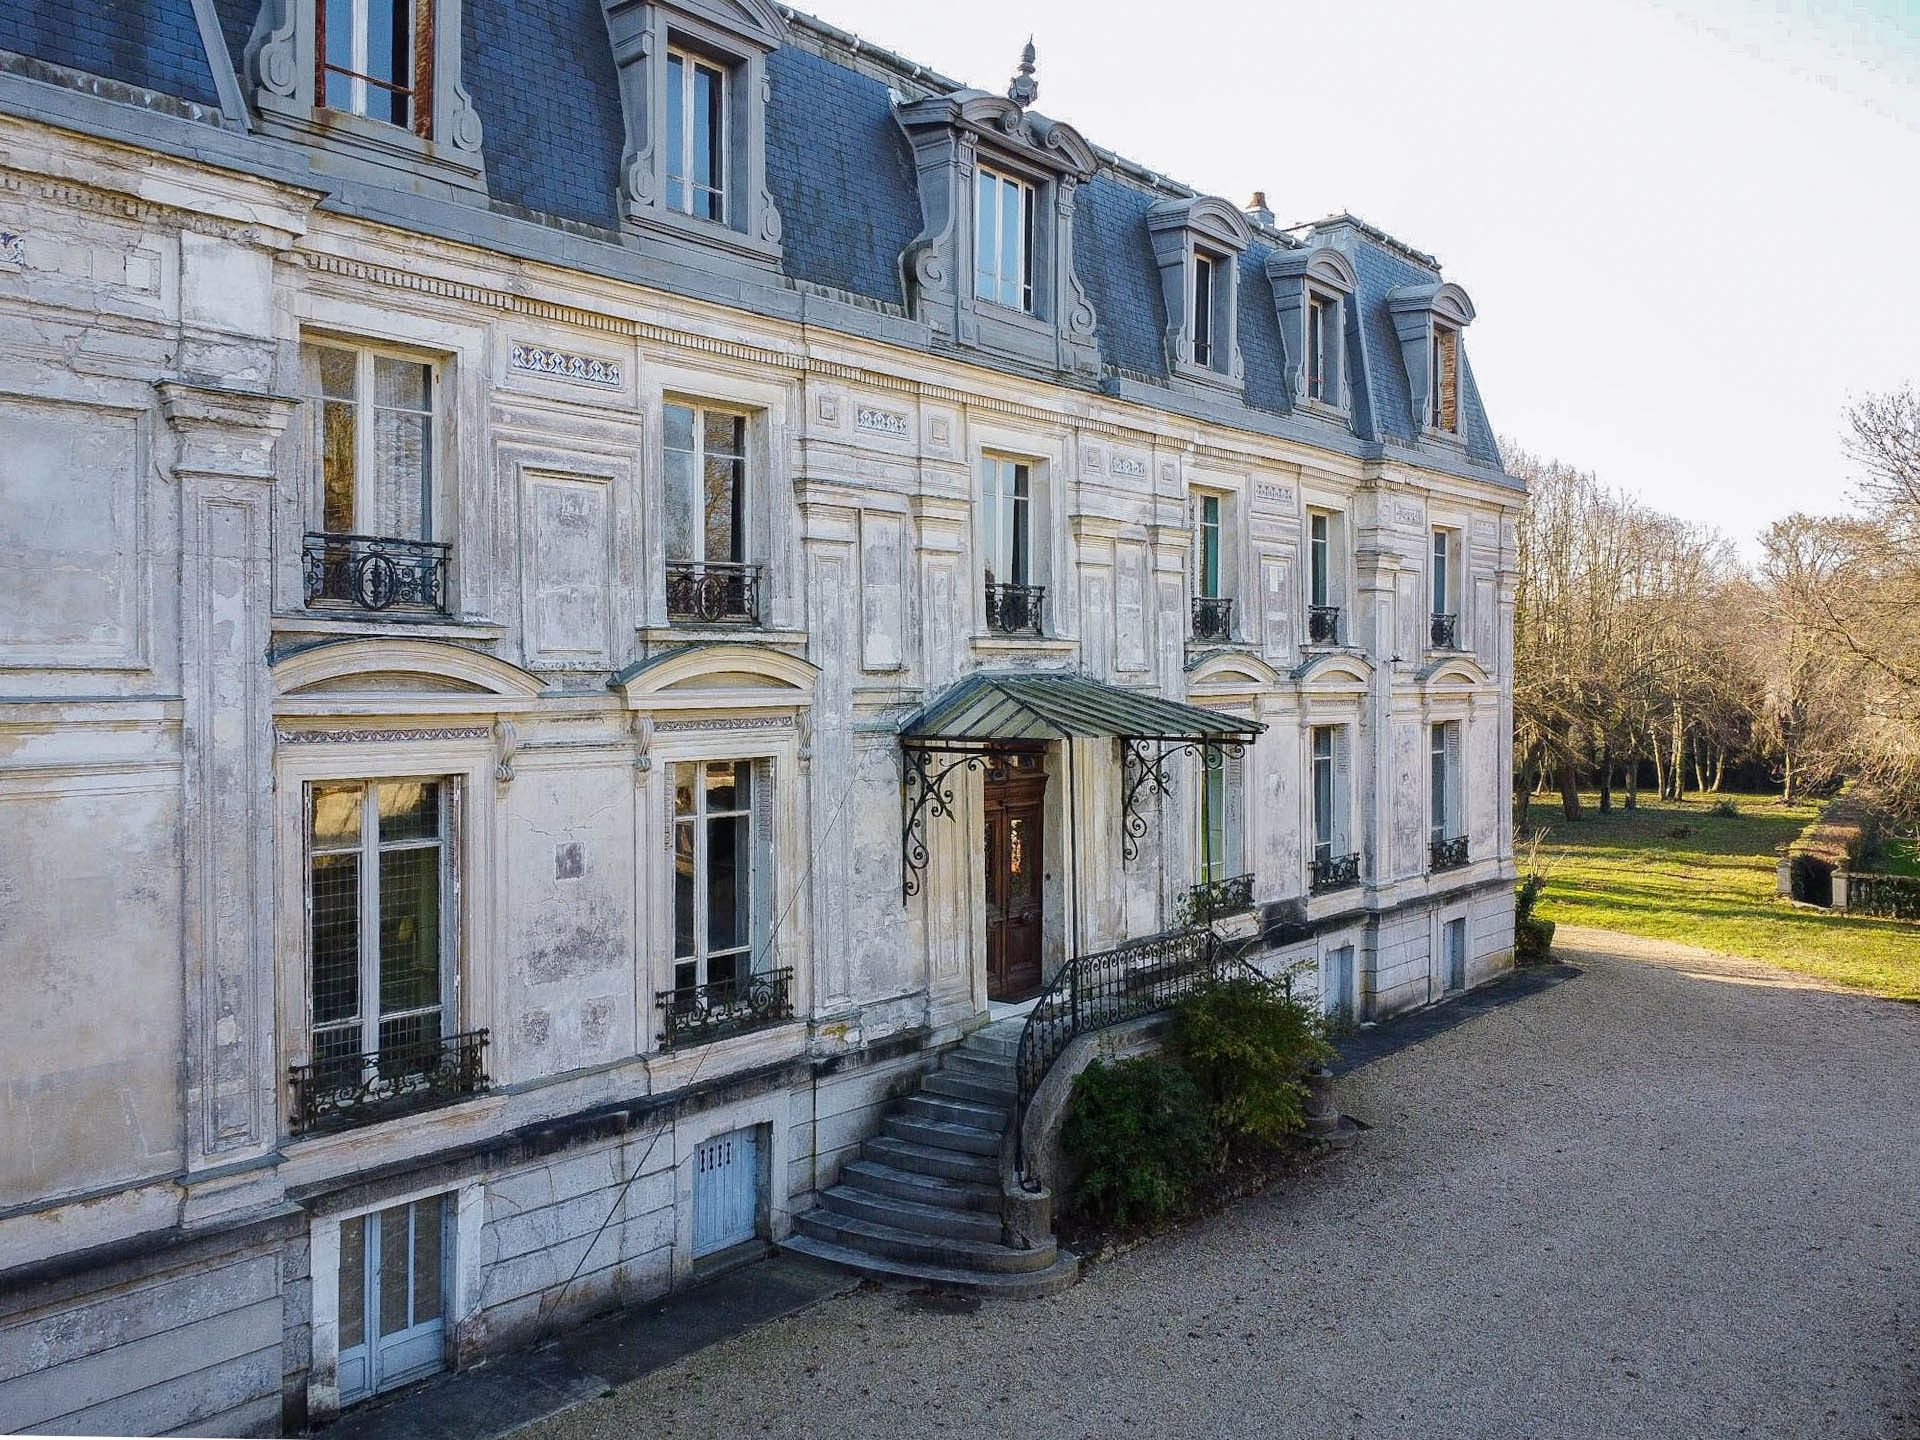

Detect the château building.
xmin=0 ymin=2 xmax=1520 ymax=1432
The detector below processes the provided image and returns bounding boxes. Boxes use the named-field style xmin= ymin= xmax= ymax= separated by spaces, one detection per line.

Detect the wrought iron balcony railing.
xmin=287 ymin=1028 xmax=489 ymax=1136
xmin=1310 ymin=851 xmax=1362 ymax=894
xmin=1191 ymin=594 xmax=1234 ymax=643
xmin=1182 ymin=871 xmax=1256 ymax=925
xmin=1308 ymin=604 xmax=1341 ymax=645
xmin=656 ymin=966 xmax=795 ymax=1050
xmin=666 ymin=560 xmax=762 ymax=625
xmin=303 ymin=532 xmax=451 ymax=614
xmin=1430 ymin=835 xmax=1470 ymax=872
xmin=1430 ymin=611 xmax=1459 ymax=649
xmin=985 ymin=581 xmax=1046 ymax=636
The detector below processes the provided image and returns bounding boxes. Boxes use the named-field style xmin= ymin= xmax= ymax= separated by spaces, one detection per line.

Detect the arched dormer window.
xmin=1147 ymin=195 xmax=1252 ymax=393
xmin=895 ymin=48 xmax=1102 ymax=377
xmin=1387 ymin=281 xmax=1476 ymax=438
xmin=600 ymin=0 xmax=786 ymax=270
xmin=242 ymin=0 xmax=485 ymax=192
xmin=1268 ymin=245 xmax=1358 ymax=416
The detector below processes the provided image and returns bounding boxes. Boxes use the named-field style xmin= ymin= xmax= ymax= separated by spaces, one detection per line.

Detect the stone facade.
xmin=0 ymin=6 xmax=1521 ymax=1434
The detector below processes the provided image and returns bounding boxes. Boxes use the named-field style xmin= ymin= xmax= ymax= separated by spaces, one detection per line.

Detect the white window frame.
xmin=1310 ymin=724 xmax=1339 ymax=866
xmin=1431 ymin=527 xmax=1455 ymax=617
xmin=974 ymin=164 xmax=1036 ymax=314
xmin=320 ymin=0 xmax=417 ymax=128
xmin=1430 ymin=719 xmax=1464 ymax=846
xmin=1192 ymin=250 xmax=1220 ymax=370
xmin=981 ymin=455 xmax=1035 ymax=589
xmin=1194 ymin=491 xmax=1225 ymax=601
xmin=670 ymin=757 xmax=770 ymax=996
xmin=662 ymin=399 xmax=751 ymax=567
xmin=665 ymin=47 xmax=729 ymax=222
xmin=301 ymin=338 xmax=441 ymax=542
xmin=1306 ymin=291 xmax=1339 ymax=405
xmin=1197 ymin=745 xmax=1246 ymax=884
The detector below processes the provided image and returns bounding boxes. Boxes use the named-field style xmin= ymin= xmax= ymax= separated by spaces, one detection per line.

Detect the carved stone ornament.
xmin=494 ymin=718 xmax=520 ymax=785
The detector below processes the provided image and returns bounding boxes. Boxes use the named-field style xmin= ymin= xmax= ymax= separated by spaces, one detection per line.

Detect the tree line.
xmin=1509 ymin=386 xmax=1920 ymax=825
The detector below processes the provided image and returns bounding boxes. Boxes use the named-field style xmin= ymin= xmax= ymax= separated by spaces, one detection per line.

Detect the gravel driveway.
xmin=520 ymin=929 xmax=1920 ymax=1440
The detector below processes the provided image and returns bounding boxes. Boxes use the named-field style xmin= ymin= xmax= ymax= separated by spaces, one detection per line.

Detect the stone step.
xmin=793 ymin=1210 xmax=1058 ymax=1274
xmin=940 ymin=1051 xmax=1017 ymax=1085
xmin=902 ymin=1092 xmax=1009 ymax=1132
xmin=959 ymin=1029 xmax=1022 ymax=1060
xmin=883 ymin=1114 xmax=1003 ymax=1158
xmin=861 ymin=1135 xmax=1000 ymax=1185
xmin=921 ymin=1070 xmax=1016 ymax=1107
xmin=820 ymin=1184 xmax=1004 ymax=1243
xmin=838 ymin=1159 xmax=1003 ymax=1213
xmin=781 ymin=1233 xmax=1080 ymax=1301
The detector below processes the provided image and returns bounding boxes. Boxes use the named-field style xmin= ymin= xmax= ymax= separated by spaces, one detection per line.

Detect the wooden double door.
xmin=983 ymin=749 xmax=1046 ymax=1001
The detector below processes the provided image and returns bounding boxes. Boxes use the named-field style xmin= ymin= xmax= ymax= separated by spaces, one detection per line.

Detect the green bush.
xmin=1166 ymin=977 xmax=1332 ymax=1151
xmin=1061 ymin=1056 xmax=1212 ymax=1227
xmin=1711 ymin=797 xmax=1739 ymax=819
xmin=1515 ymin=869 xmax=1555 ymax=962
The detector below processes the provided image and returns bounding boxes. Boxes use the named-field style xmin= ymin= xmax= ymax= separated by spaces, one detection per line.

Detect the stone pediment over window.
xmin=610 ymin=641 xmax=818 ymax=717
xmin=601 ymin=0 xmax=786 ymax=270
xmin=894 ymin=51 xmax=1101 ymax=378
xmin=1268 ymin=246 xmax=1358 ymax=416
xmin=1147 ymin=195 xmax=1251 ymax=393
xmin=1387 ymin=281 xmax=1476 ymax=438
xmin=271 ymin=638 xmax=545 ymax=717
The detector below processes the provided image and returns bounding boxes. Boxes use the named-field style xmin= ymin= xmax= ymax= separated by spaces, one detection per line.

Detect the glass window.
xmin=1307 ymin=293 xmax=1334 ymax=402
xmin=663 ymin=403 xmax=747 ymax=565
xmin=981 ymin=457 xmax=1033 ymax=589
xmin=974 ymin=166 xmax=1034 ymax=312
xmin=1200 ymin=748 xmax=1228 ymax=884
xmin=671 ymin=760 xmax=760 ymax=997
xmin=1311 ymin=727 xmax=1336 ymax=866
xmin=1432 ymin=530 xmax=1451 ymax=614
xmin=667 ymin=50 xmax=728 ymax=222
xmin=321 ymin=0 xmax=418 ymax=130
xmin=1431 ymin=723 xmax=1449 ymax=844
xmin=301 ymin=342 xmax=434 ymax=541
xmin=1192 ymin=252 xmax=1216 ymax=368
xmin=1309 ymin=512 xmax=1331 ymax=609
xmin=337 ymin=1195 xmax=448 ymax=1405
xmin=308 ymin=780 xmax=450 ymax=1079
xmin=1196 ymin=494 xmax=1222 ymax=599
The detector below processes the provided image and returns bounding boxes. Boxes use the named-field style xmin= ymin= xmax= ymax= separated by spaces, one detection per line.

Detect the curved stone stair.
xmin=783 ymin=1018 xmax=1079 ymax=1298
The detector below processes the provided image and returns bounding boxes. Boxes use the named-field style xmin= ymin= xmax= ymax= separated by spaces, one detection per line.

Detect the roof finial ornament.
xmin=1008 ymin=38 xmax=1038 ymax=109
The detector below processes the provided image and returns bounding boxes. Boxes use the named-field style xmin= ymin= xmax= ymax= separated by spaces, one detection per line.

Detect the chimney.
xmin=1245 ymin=190 xmax=1274 ymax=228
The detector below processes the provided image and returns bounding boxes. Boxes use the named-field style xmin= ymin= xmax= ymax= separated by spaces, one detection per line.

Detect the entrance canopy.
xmin=897 ymin=673 xmax=1265 ymax=900
xmin=898 ymin=672 xmax=1263 ymax=746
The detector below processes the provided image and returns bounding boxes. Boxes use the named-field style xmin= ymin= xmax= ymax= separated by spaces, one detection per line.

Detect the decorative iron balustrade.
xmin=655 ymin=966 xmax=795 ymax=1050
xmin=1014 ymin=928 xmax=1267 ymax=1186
xmin=1308 ymin=604 xmax=1341 ymax=645
xmin=985 ymin=581 xmax=1046 ymax=636
xmin=1840 ymin=870 xmax=1920 ymax=921
xmin=1181 ymin=872 xmax=1256 ymax=925
xmin=1430 ymin=611 xmax=1459 ymax=649
xmin=666 ymin=560 xmax=762 ymax=625
xmin=1430 ymin=835 xmax=1470 ymax=872
xmin=1310 ymin=851 xmax=1362 ymax=894
xmin=303 ymin=532 xmax=451 ymax=613
xmin=287 ymin=1028 xmax=489 ymax=1136
xmin=1191 ymin=595 xmax=1234 ymax=643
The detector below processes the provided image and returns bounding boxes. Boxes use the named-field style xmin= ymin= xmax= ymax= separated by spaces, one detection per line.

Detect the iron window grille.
xmin=1192 ymin=594 xmax=1233 ymax=643
xmin=288 ymin=1028 xmax=489 ymax=1136
xmin=656 ymin=966 xmax=795 ymax=1050
xmin=1308 ymin=605 xmax=1342 ymax=645
xmin=986 ymin=581 xmax=1046 ymax=636
xmin=1182 ymin=871 xmax=1255 ymax=925
xmin=303 ymin=532 xmax=451 ymax=613
xmin=1430 ymin=835 xmax=1469 ymax=872
xmin=1430 ymin=611 xmax=1459 ymax=649
xmin=666 ymin=560 xmax=762 ymax=625
xmin=1310 ymin=851 xmax=1362 ymax=894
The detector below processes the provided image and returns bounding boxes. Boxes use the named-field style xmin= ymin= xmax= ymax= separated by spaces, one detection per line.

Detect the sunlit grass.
xmin=1527 ymin=792 xmax=1920 ymax=1002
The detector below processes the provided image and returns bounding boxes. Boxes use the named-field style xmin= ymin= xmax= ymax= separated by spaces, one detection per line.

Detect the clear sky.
xmin=802 ymin=0 xmax=1920 ymax=550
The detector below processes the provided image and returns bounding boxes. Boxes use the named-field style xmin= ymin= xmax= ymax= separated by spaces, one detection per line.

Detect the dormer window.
xmin=1147 ymin=196 xmax=1250 ymax=392
xmin=1388 ymin=280 xmax=1477 ymax=440
xmin=319 ymin=0 xmax=422 ymax=130
xmin=975 ymin=166 xmax=1036 ymax=312
xmin=1268 ymin=246 xmax=1357 ymax=416
xmin=665 ymin=49 xmax=727 ymax=223
xmin=1430 ymin=324 xmax=1461 ymax=433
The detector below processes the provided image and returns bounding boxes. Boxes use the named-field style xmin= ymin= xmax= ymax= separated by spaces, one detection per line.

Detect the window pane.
xmin=411 ymin=1196 xmax=444 ymax=1324
xmin=673 ymin=820 xmax=697 ymax=961
xmin=980 ymin=462 xmax=1001 ymax=584
xmin=671 ymin=761 xmax=697 ymax=818
xmin=1203 ymin=756 xmax=1225 ymax=881
xmin=703 ymin=410 xmax=745 ymax=460
xmin=706 ymin=809 xmax=748 ymax=954
xmin=324 ymin=0 xmax=354 ymax=109
xmin=311 ymin=852 xmax=361 ymax=1027
xmin=974 ymin=169 xmax=997 ymax=301
xmin=666 ymin=53 xmax=686 ymax=208
xmin=1433 ymin=533 xmax=1448 ymax=611
xmin=338 ymin=1215 xmax=366 ymax=1351
xmin=370 ymin=359 xmax=432 ymax=540
xmin=311 ymin=783 xmax=363 ymax=847
xmin=705 ymin=759 xmax=742 ymax=815
xmin=377 ymin=780 xmax=441 ymax=844
xmin=1193 ymin=257 xmax=1212 ymax=360
xmin=664 ymin=402 xmax=695 ymax=454
xmin=998 ymin=177 xmax=1021 ymax=308
xmin=379 ymin=1205 xmax=413 ymax=1335
xmin=377 ymin=845 xmax=441 ymax=1015
xmin=664 ymin=447 xmax=696 ymax=563
xmin=695 ymin=61 xmax=724 ymax=220
xmin=704 ymin=451 xmax=740 ymax=564
xmin=708 ymin=949 xmax=741 ymax=995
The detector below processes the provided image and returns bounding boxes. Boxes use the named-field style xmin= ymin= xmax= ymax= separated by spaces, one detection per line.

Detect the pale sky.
xmin=804 ymin=0 xmax=1920 ymax=551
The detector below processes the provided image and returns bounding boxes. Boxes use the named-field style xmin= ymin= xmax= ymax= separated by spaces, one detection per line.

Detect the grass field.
xmin=1526 ymin=791 xmax=1920 ymax=1002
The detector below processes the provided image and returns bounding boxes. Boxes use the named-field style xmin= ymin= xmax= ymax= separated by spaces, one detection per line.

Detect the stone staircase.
xmin=783 ymin=1018 xmax=1079 ymax=1298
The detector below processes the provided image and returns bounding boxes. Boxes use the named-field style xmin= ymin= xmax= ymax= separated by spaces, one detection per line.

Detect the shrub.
xmin=1712 ymin=798 xmax=1739 ymax=819
xmin=1061 ymin=1057 xmax=1211 ymax=1228
xmin=1166 ymin=977 xmax=1333 ymax=1151
xmin=1515 ymin=857 xmax=1555 ymax=963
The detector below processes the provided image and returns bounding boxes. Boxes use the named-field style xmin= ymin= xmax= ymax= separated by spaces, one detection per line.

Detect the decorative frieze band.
xmin=509 ymin=341 xmax=623 ymax=389
xmin=856 ymin=406 xmax=910 ymax=439
xmin=275 ymin=725 xmax=492 ymax=746
xmin=652 ymin=715 xmax=797 ymax=733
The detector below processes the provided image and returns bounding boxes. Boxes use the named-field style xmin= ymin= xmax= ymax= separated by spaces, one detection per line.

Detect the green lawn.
xmin=1866 ymin=835 xmax=1920 ymax=878
xmin=1527 ymin=792 xmax=1920 ymax=1002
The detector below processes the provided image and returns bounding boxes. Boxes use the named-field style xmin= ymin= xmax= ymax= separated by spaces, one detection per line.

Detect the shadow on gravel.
xmin=1328 ymin=961 xmax=1583 ymax=1078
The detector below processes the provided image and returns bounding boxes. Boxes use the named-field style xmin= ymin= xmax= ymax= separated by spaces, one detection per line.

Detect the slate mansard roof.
xmin=0 ymin=2 xmax=1509 ymax=484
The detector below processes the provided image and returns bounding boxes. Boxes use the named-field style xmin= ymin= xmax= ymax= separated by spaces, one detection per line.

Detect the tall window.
xmin=1311 ymin=726 xmax=1337 ymax=868
xmin=308 ymin=779 xmax=450 ymax=1079
xmin=1431 ymin=529 xmax=1451 ymax=617
xmin=672 ymin=760 xmax=761 ymax=999
xmin=666 ymin=49 xmax=727 ymax=222
xmin=320 ymin=0 xmax=423 ymax=131
xmin=1196 ymin=494 xmax=1222 ymax=599
xmin=337 ymin=1196 xmax=448 ymax=1403
xmin=1192 ymin=251 xmax=1218 ymax=368
xmin=1430 ymin=323 xmax=1460 ymax=432
xmin=664 ymin=403 xmax=747 ymax=569
xmin=1199 ymin=748 xmax=1229 ymax=883
xmin=1307 ymin=293 xmax=1335 ymax=403
xmin=975 ymin=166 xmax=1035 ymax=312
xmin=304 ymin=342 xmax=435 ymax=542
xmin=982 ymin=457 xmax=1033 ymax=590
xmin=1430 ymin=721 xmax=1461 ymax=844
xmin=1309 ymin=511 xmax=1331 ymax=609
